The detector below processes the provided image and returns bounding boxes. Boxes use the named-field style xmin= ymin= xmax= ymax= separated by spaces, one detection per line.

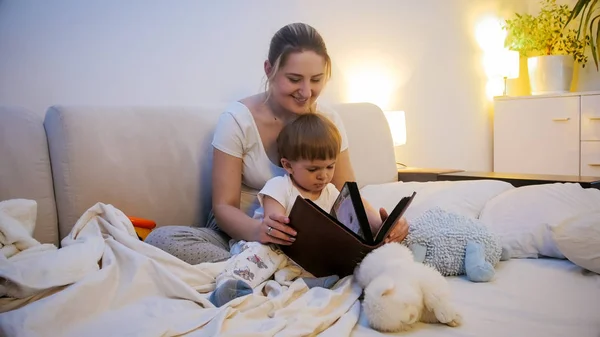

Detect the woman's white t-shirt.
xmin=211 ymin=101 xmax=349 ymax=218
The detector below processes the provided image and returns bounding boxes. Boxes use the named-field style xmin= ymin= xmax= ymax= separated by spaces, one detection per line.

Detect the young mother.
xmin=145 ymin=22 xmax=409 ymax=264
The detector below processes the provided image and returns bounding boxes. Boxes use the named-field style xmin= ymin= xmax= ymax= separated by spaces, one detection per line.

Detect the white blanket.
xmin=0 ymin=200 xmax=362 ymax=337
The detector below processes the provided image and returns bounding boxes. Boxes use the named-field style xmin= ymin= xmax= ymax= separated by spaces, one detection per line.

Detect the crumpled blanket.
xmin=0 ymin=199 xmax=55 ymax=261
xmin=0 ymin=199 xmax=362 ymax=337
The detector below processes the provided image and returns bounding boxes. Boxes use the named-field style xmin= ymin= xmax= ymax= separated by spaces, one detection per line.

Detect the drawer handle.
xmin=588 ymin=163 xmax=600 ymax=167
xmin=552 ymin=118 xmax=570 ymax=121
xmin=589 ymin=117 xmax=600 ymax=121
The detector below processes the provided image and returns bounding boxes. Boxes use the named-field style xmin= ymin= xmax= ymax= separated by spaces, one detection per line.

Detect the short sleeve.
xmin=211 ymin=111 xmax=244 ymax=158
xmin=327 ymin=183 xmax=340 ymax=200
xmin=323 ymin=183 xmax=341 ymax=210
xmin=257 ymin=176 xmax=291 ymax=210
xmin=317 ymin=104 xmax=349 ymax=152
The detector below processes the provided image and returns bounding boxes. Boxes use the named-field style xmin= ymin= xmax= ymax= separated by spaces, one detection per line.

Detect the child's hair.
xmin=277 ymin=113 xmax=342 ymax=163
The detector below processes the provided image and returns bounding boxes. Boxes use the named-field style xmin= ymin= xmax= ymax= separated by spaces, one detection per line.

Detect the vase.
xmin=527 ymin=55 xmax=574 ymax=95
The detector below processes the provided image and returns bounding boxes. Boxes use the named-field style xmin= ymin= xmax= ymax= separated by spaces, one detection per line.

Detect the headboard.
xmin=334 ymin=102 xmax=397 ymax=188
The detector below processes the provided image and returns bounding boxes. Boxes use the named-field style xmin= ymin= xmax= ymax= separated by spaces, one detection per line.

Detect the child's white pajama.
xmin=216 ymin=241 xmax=289 ymax=289
xmin=208 ymin=240 xmax=341 ymax=307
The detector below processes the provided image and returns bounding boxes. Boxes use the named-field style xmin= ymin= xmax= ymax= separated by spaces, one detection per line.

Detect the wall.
xmin=0 ymin=0 xmax=524 ymax=171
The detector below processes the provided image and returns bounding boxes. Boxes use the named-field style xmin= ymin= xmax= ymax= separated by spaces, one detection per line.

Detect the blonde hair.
xmin=264 ymin=23 xmax=332 ymax=95
xmin=277 ymin=113 xmax=341 ymax=163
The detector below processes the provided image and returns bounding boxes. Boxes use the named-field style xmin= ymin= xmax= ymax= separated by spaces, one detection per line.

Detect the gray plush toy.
xmin=403 ymin=207 xmax=511 ymax=282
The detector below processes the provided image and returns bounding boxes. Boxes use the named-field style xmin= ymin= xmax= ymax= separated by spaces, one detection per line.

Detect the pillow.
xmin=479 ymin=183 xmax=600 ymax=259
xmin=551 ymin=210 xmax=600 ymax=274
xmin=360 ymin=179 xmax=514 ymax=221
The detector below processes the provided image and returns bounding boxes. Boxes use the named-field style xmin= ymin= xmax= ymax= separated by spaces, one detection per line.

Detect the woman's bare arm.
xmin=211 ymin=149 xmax=261 ymax=241
xmin=212 ymin=149 xmax=296 ymax=244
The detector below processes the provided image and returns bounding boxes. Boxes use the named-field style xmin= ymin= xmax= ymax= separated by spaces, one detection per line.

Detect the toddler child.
xmin=209 ymin=113 xmax=343 ymax=307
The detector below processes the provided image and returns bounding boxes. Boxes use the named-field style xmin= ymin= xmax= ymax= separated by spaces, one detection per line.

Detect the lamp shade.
xmin=483 ymin=49 xmax=520 ymax=79
xmin=501 ymin=49 xmax=520 ymax=79
xmin=383 ymin=110 xmax=406 ymax=146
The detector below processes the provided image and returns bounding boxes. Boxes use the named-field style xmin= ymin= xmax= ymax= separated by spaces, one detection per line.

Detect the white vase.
xmin=527 ymin=55 xmax=574 ymax=95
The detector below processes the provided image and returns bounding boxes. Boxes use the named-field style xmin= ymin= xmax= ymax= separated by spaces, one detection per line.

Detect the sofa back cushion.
xmin=334 ymin=102 xmax=397 ymax=188
xmin=43 ymin=103 xmax=397 ymax=238
xmin=44 ymin=105 xmax=223 ymax=239
xmin=0 ymin=106 xmax=59 ymax=245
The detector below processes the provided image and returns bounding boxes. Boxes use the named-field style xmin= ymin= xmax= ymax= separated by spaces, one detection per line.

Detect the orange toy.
xmin=128 ymin=216 xmax=157 ymax=240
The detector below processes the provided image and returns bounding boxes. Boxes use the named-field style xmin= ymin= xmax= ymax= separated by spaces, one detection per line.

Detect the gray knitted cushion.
xmin=403 ymin=207 xmax=502 ymax=276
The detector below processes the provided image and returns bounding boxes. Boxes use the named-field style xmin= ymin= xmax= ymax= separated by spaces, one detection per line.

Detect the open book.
xmin=280 ymin=182 xmax=416 ymax=278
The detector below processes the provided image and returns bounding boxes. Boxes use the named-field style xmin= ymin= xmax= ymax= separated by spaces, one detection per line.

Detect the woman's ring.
xmin=267 ymin=226 xmax=273 ymax=235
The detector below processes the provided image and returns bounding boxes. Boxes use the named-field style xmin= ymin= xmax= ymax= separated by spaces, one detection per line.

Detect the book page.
xmin=330 ymin=184 xmax=365 ymax=239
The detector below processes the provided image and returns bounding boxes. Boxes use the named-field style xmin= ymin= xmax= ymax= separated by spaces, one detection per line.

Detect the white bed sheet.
xmin=352 ymin=258 xmax=600 ymax=337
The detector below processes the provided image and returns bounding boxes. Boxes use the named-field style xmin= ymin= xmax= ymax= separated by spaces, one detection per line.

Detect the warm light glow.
xmin=384 ymin=110 xmax=407 ymax=146
xmin=475 ymin=17 xmax=506 ymax=52
xmin=486 ymin=77 xmax=505 ymax=100
xmin=484 ymin=49 xmax=520 ymax=79
xmin=346 ymin=66 xmax=395 ymax=111
xmin=501 ymin=50 xmax=520 ymax=79
xmin=340 ymin=49 xmax=413 ymax=111
xmin=475 ymin=16 xmax=518 ymax=99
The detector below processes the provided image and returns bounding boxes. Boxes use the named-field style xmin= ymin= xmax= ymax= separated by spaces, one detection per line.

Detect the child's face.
xmin=282 ymin=158 xmax=336 ymax=192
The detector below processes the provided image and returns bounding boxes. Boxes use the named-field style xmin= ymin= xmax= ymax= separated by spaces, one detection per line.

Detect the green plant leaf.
xmin=568 ymin=0 xmax=591 ymax=25
xmin=590 ymin=14 xmax=600 ymax=69
xmin=566 ymin=0 xmax=600 ymax=70
xmin=569 ymin=0 xmax=585 ymax=26
xmin=577 ymin=2 xmax=590 ymax=39
xmin=583 ymin=0 xmax=599 ymax=37
xmin=595 ymin=15 xmax=600 ymax=70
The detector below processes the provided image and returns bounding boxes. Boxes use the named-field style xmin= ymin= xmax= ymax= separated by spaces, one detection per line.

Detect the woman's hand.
xmin=255 ymin=213 xmax=297 ymax=245
xmin=256 ymin=196 xmax=298 ymax=245
xmin=379 ymin=208 xmax=409 ymax=243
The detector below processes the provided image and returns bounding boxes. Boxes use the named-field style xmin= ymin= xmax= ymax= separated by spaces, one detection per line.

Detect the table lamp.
xmin=383 ymin=110 xmax=407 ymax=146
xmin=500 ymin=50 xmax=520 ymax=95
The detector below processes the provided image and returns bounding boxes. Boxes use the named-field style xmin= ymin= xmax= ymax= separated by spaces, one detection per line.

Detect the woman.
xmin=145 ymin=22 xmax=409 ymax=264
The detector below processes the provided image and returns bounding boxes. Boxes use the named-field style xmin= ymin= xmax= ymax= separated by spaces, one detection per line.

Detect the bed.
xmin=353 ymin=258 xmax=600 ymax=336
xmin=0 ymin=103 xmax=599 ymax=336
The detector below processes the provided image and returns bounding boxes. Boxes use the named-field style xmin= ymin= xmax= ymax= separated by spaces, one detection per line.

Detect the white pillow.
xmin=551 ymin=211 xmax=600 ymax=274
xmin=360 ymin=179 xmax=514 ymax=221
xmin=479 ymin=183 xmax=600 ymax=259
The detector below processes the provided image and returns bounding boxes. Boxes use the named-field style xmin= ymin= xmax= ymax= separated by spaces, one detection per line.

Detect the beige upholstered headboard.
xmin=43 ymin=105 xmax=223 ymax=239
xmin=0 ymin=106 xmax=59 ymax=245
xmin=0 ymin=102 xmax=398 ymax=242
xmin=334 ymin=102 xmax=397 ymax=188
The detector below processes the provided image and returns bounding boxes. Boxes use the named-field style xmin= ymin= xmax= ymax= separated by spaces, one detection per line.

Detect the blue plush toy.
xmin=403 ymin=207 xmax=511 ymax=282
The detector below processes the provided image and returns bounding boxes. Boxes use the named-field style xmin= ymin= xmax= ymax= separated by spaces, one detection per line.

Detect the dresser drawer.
xmin=581 ymin=95 xmax=600 ymax=140
xmin=494 ymin=96 xmax=580 ymax=175
xmin=580 ymin=141 xmax=600 ymax=176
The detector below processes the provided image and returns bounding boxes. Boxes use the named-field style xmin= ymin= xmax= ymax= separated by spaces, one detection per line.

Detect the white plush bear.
xmin=354 ymin=242 xmax=462 ymax=332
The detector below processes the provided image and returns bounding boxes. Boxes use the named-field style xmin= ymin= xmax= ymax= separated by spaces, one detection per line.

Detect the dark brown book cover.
xmin=280 ymin=191 xmax=415 ymax=278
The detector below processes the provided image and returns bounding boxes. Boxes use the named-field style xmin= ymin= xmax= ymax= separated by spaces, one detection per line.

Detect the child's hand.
xmin=379 ymin=208 xmax=409 ymax=243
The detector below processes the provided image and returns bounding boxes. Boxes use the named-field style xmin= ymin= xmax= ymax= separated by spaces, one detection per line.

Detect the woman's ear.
xmin=264 ymin=60 xmax=272 ymax=77
xmin=280 ymin=158 xmax=294 ymax=174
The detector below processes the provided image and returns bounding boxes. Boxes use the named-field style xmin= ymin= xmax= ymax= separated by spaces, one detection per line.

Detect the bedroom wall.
xmin=0 ymin=0 xmax=524 ymax=171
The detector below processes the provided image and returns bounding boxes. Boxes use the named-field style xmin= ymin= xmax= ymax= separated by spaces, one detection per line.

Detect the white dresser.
xmin=493 ymin=91 xmax=600 ymax=176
